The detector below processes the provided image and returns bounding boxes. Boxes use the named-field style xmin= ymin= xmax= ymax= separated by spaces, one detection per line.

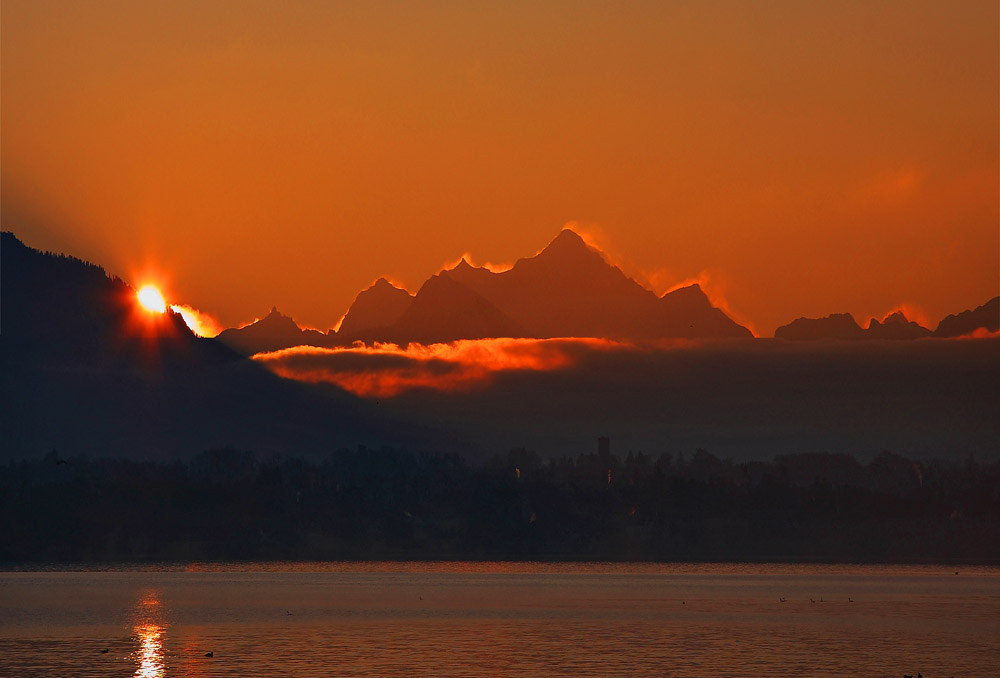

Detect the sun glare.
xmin=137 ymin=285 xmax=167 ymax=313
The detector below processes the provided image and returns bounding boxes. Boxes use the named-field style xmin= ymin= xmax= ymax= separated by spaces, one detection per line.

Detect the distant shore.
xmin=4 ymin=448 xmax=997 ymax=565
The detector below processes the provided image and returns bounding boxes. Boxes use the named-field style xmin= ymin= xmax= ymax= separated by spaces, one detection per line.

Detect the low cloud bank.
xmin=253 ymin=337 xmax=633 ymax=397
xmin=257 ymin=335 xmax=999 ymax=461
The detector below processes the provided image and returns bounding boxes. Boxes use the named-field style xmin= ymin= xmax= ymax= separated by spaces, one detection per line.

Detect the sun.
xmin=137 ymin=285 xmax=167 ymax=313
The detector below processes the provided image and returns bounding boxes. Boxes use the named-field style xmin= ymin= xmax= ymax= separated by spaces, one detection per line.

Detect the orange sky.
xmin=2 ymin=1 xmax=997 ymax=335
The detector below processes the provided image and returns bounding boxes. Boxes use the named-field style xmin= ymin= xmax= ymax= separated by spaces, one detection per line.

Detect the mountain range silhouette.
xmin=219 ymin=228 xmax=752 ymax=354
xmin=220 ymin=228 xmax=997 ymax=354
xmin=775 ymin=300 xmax=998 ymax=341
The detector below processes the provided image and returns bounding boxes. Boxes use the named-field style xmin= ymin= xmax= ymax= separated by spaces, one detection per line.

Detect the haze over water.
xmin=1 ymin=562 xmax=997 ymax=677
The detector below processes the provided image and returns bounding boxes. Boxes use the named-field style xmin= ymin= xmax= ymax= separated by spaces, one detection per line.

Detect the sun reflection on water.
xmin=132 ymin=591 xmax=166 ymax=678
xmin=135 ymin=623 xmax=165 ymax=677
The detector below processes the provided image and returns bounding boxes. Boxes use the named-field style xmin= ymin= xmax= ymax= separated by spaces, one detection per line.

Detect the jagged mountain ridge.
xmin=440 ymin=229 xmax=753 ymax=340
xmin=867 ymin=311 xmax=933 ymax=340
xmin=443 ymin=229 xmax=654 ymax=339
xmin=229 ymin=228 xmax=753 ymax=348
xmin=221 ymin=228 xmax=998 ymax=347
xmin=774 ymin=301 xmax=997 ymax=341
xmin=775 ymin=311 xmax=931 ymax=341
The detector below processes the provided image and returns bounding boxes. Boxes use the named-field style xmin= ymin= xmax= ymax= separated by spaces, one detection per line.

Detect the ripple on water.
xmin=0 ymin=564 xmax=996 ymax=677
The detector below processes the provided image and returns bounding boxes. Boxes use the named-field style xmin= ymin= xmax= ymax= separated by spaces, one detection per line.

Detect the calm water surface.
xmin=1 ymin=562 xmax=997 ymax=677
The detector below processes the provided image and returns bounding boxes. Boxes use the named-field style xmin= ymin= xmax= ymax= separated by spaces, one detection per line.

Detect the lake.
xmin=1 ymin=562 xmax=997 ymax=677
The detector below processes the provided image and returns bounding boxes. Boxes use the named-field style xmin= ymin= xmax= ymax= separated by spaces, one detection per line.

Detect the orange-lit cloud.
xmin=955 ymin=328 xmax=1000 ymax=340
xmin=254 ymin=337 xmax=628 ymax=397
xmin=170 ymin=304 xmax=222 ymax=337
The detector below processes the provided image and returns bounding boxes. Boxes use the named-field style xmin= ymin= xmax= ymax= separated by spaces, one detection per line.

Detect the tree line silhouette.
xmin=1 ymin=446 xmax=997 ymax=563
